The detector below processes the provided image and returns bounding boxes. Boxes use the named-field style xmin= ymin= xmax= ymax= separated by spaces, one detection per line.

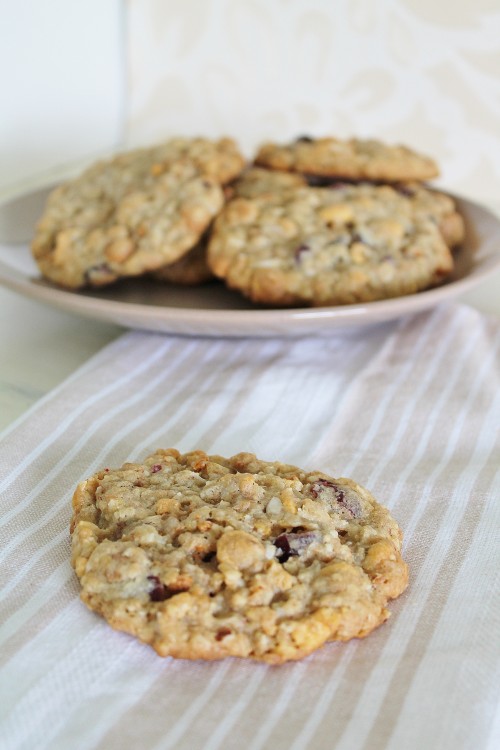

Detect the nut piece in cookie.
xmin=255 ymin=135 xmax=439 ymax=183
xmin=71 ymin=449 xmax=409 ymax=663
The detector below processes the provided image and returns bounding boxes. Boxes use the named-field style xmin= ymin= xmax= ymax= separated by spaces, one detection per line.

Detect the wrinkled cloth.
xmin=1 ymin=302 xmax=499 ymax=750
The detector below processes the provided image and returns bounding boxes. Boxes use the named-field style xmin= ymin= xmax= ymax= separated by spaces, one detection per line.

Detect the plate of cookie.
xmin=1 ymin=135 xmax=499 ymax=338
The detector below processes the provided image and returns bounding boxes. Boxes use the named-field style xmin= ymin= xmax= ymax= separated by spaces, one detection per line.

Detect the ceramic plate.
xmin=0 ymin=184 xmax=499 ymax=338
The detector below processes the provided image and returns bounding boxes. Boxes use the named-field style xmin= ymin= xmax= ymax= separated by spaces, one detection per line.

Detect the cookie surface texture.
xmin=150 ymin=136 xmax=247 ymax=185
xmin=152 ymin=241 xmax=214 ymax=286
xmin=207 ymin=183 xmax=454 ymax=306
xmin=71 ymin=449 xmax=409 ymax=663
xmin=394 ymin=183 xmax=465 ymax=248
xmin=255 ymin=136 xmax=439 ymax=182
xmin=232 ymin=167 xmax=307 ymax=199
xmin=31 ymin=137 xmax=245 ymax=289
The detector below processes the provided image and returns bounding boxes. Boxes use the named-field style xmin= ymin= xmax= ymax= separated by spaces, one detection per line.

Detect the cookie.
xmin=71 ymin=449 xmax=408 ymax=663
xmin=32 ymin=153 xmax=225 ymax=289
xmin=232 ymin=167 xmax=307 ymax=198
xmin=207 ymin=183 xmax=454 ymax=306
xmin=394 ymin=183 xmax=465 ymax=248
xmin=233 ymin=172 xmax=463 ymax=248
xmin=152 ymin=241 xmax=214 ymax=286
xmin=255 ymin=136 xmax=439 ymax=182
xmin=31 ymin=137 xmax=245 ymax=289
xmin=150 ymin=136 xmax=247 ymax=185
xmin=152 ymin=164 xmax=306 ymax=286
xmin=302 ymin=181 xmax=464 ymax=248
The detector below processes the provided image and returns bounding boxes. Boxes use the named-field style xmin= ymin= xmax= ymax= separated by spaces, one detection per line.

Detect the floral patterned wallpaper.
xmin=125 ymin=0 xmax=500 ymax=204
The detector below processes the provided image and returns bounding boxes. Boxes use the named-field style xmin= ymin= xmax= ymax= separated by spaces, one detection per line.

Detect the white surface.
xmin=0 ymin=0 xmax=125 ymax=194
xmin=0 ymin=286 xmax=120 ymax=430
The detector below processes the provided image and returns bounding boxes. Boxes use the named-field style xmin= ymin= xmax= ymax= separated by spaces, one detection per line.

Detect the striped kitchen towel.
xmin=0 ymin=301 xmax=499 ymax=750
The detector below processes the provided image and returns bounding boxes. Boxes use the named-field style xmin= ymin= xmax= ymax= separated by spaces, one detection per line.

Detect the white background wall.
xmin=0 ymin=0 xmax=125 ymax=195
xmin=1 ymin=0 xmax=500 ymax=207
xmin=125 ymin=0 xmax=500 ymax=204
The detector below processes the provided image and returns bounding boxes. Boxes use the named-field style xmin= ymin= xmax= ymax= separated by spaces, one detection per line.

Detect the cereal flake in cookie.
xmin=71 ymin=449 xmax=408 ymax=663
xmin=255 ymin=135 xmax=439 ymax=183
xmin=32 ymin=153 xmax=225 ymax=289
xmin=207 ymin=183 xmax=454 ymax=306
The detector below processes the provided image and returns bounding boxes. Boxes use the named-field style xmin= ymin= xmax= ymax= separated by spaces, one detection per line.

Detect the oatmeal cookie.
xmin=71 ymin=449 xmax=408 ymax=663
xmin=394 ymin=183 xmax=464 ymax=248
xmin=232 ymin=167 xmax=307 ymax=198
xmin=207 ymin=183 xmax=454 ymax=306
xmin=255 ymin=135 xmax=439 ymax=182
xmin=298 ymin=180 xmax=463 ymax=249
xmin=152 ymin=165 xmax=306 ymax=286
xmin=234 ymin=171 xmax=463 ymax=247
xmin=32 ymin=153 xmax=225 ymax=289
xmin=150 ymin=136 xmax=246 ymax=185
xmin=152 ymin=241 xmax=214 ymax=286
xmin=31 ymin=137 xmax=245 ymax=289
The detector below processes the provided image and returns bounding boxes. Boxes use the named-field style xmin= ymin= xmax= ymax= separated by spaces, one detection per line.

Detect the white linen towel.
xmin=0 ymin=302 xmax=499 ymax=750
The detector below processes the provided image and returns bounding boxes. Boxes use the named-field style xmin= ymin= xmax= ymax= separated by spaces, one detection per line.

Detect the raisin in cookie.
xmin=71 ymin=449 xmax=408 ymax=663
xmin=255 ymin=135 xmax=439 ymax=182
xmin=207 ymin=183 xmax=454 ymax=306
xmin=32 ymin=137 xmax=245 ymax=289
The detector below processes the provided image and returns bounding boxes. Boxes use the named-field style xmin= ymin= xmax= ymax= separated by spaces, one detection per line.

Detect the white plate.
xmin=0 ymin=184 xmax=499 ymax=338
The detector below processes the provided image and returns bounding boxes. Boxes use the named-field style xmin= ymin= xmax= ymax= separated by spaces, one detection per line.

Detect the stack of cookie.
xmin=210 ymin=136 xmax=464 ymax=305
xmin=32 ymin=134 xmax=464 ymax=306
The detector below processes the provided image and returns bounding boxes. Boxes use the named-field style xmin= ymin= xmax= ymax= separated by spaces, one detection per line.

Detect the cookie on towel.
xmin=71 ymin=449 xmax=408 ymax=663
xmin=255 ymin=135 xmax=439 ymax=183
xmin=207 ymin=183 xmax=454 ymax=306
